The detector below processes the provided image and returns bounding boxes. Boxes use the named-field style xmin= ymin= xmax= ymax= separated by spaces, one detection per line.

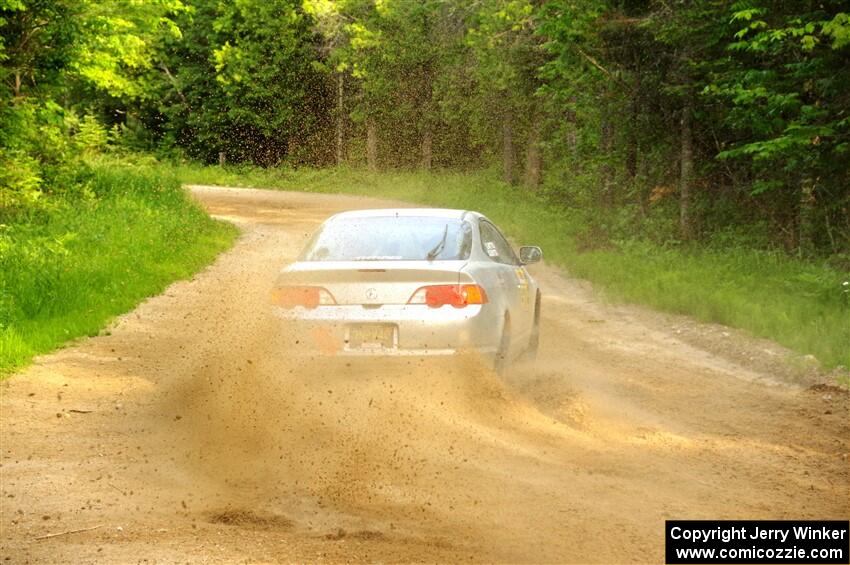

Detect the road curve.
xmin=1 ymin=186 xmax=848 ymax=563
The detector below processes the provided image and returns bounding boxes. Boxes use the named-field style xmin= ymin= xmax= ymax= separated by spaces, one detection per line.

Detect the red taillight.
xmin=271 ymin=286 xmax=336 ymax=309
xmin=407 ymin=284 xmax=488 ymax=308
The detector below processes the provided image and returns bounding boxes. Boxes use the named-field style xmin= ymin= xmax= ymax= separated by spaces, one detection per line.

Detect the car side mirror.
xmin=519 ymin=246 xmax=542 ymax=265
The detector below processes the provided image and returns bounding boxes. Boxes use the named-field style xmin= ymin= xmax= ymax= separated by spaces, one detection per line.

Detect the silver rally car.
xmin=272 ymin=208 xmax=542 ymax=368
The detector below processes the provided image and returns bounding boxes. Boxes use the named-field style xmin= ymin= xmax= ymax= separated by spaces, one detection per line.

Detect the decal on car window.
xmin=485 ymin=241 xmax=499 ymax=257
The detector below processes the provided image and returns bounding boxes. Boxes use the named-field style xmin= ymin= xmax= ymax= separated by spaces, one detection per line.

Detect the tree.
xmin=211 ymin=0 xmax=329 ymax=165
xmin=0 ymin=0 xmax=184 ymax=211
xmin=467 ymin=0 xmax=545 ymax=185
xmin=710 ymin=1 xmax=850 ymax=252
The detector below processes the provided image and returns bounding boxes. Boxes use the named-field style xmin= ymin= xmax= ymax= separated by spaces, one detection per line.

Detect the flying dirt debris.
xmin=0 ymin=187 xmax=847 ymax=564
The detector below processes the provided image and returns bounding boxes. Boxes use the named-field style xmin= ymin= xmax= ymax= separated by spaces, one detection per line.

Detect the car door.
xmin=477 ymin=219 xmax=532 ymax=344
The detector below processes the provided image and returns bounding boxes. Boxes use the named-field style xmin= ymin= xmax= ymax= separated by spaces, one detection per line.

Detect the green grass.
xmin=167 ymin=161 xmax=849 ymax=372
xmin=0 ymin=158 xmax=238 ymax=376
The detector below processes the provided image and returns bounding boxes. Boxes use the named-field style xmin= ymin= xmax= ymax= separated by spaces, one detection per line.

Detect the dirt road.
xmin=2 ymin=187 xmax=848 ymax=563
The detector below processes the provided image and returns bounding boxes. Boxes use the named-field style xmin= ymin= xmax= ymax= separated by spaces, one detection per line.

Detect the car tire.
xmin=494 ymin=316 xmax=511 ymax=375
xmin=522 ymin=293 xmax=541 ymax=363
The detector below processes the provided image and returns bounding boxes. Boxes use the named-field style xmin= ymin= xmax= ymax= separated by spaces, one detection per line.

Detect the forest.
xmin=1 ymin=0 xmax=849 ymax=373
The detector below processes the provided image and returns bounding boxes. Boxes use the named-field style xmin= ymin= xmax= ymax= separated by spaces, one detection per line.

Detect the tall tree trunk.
xmin=628 ymin=72 xmax=646 ymax=218
xmin=637 ymin=156 xmax=649 ymax=218
xmin=502 ymin=111 xmax=516 ymax=185
xmin=626 ymin=67 xmax=640 ymax=198
xmin=780 ymin=182 xmax=799 ymax=251
xmin=679 ymin=89 xmax=694 ymax=241
xmin=524 ymin=111 xmax=542 ymax=189
xmin=626 ymin=37 xmax=642 ymax=202
xmin=798 ymin=176 xmax=815 ymax=255
xmin=421 ymin=126 xmax=432 ymax=171
xmin=566 ymin=95 xmax=578 ymax=153
xmin=566 ymin=126 xmax=577 ymax=157
xmin=599 ymin=93 xmax=614 ymax=209
xmin=566 ymin=98 xmax=578 ymax=174
xmin=335 ymin=73 xmax=344 ymax=166
xmin=366 ymin=117 xmax=378 ymax=171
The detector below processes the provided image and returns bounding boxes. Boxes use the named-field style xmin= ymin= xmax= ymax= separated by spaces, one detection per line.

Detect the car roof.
xmin=328 ymin=208 xmax=473 ymax=221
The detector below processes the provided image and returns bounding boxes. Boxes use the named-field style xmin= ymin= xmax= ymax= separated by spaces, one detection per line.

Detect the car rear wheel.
xmin=493 ymin=316 xmax=511 ymax=375
xmin=522 ymin=292 xmax=541 ymax=362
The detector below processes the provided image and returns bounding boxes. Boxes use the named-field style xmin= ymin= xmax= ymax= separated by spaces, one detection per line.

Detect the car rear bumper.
xmin=272 ymin=303 xmax=501 ymax=357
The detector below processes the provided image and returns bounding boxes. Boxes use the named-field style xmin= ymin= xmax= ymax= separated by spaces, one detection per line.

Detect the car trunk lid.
xmin=277 ymin=260 xmax=472 ymax=305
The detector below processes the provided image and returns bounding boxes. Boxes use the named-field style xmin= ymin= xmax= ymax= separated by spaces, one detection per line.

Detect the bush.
xmin=0 ymin=158 xmax=237 ymax=375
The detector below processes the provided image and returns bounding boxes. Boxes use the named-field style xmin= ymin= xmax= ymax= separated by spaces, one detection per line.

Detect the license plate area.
xmin=345 ymin=324 xmax=398 ymax=350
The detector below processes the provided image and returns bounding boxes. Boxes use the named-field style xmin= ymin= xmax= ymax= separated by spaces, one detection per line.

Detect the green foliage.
xmin=74 ymin=114 xmax=109 ymax=154
xmin=0 ymin=0 xmax=183 ymax=101
xmin=4 ymin=0 xmax=848 ymax=254
xmin=0 ymin=0 xmax=188 ymax=216
xmin=210 ymin=0 xmax=327 ymax=163
xmin=322 ymin=0 xmax=456 ymax=164
xmin=699 ymin=2 xmax=850 ymax=254
xmin=135 ymin=0 xmax=330 ymax=165
xmin=717 ymin=3 xmax=850 ymax=169
xmin=70 ymin=0 xmax=845 ymax=257
xmin=534 ymin=0 xmax=849 ymax=254
xmin=73 ymin=0 xmax=186 ymax=99
xmin=0 ymin=100 xmax=85 ymax=211
xmin=0 ymin=149 xmax=42 ymax=209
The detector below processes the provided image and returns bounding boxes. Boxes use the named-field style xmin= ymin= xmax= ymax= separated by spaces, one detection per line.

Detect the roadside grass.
xmin=0 ymin=159 xmax=238 ymax=376
xmin=169 ymin=160 xmax=849 ymax=372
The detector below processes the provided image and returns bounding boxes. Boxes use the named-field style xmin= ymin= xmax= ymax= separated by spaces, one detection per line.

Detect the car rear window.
xmin=301 ymin=217 xmax=473 ymax=261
